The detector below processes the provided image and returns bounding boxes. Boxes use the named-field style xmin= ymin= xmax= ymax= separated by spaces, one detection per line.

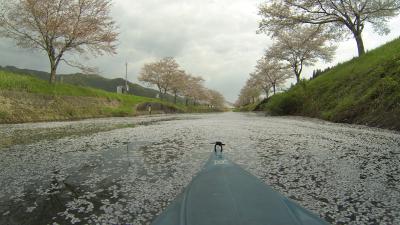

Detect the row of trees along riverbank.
xmin=0 ymin=69 xmax=225 ymax=124
xmin=138 ymin=57 xmax=225 ymax=110
xmin=236 ymin=0 xmax=400 ymax=122
xmin=260 ymin=38 xmax=400 ymax=131
xmin=0 ymin=0 xmax=226 ymax=114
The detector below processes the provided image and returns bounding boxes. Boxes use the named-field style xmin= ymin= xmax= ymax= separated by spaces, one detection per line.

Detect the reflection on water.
xmin=0 ymin=139 xmax=209 ymax=225
xmin=0 ymin=113 xmax=399 ymax=225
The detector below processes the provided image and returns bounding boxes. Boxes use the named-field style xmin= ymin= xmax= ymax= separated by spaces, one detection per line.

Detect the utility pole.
xmin=125 ymin=61 xmax=129 ymax=93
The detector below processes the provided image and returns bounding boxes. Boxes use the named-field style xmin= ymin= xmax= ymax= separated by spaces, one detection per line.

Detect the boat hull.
xmin=152 ymin=153 xmax=329 ymax=225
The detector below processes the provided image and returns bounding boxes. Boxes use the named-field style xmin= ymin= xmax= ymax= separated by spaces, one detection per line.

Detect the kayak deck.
xmin=152 ymin=153 xmax=328 ymax=225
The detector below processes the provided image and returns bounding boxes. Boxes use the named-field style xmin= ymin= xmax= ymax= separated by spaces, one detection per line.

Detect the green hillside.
xmin=0 ymin=70 xmax=196 ymax=123
xmin=260 ymin=38 xmax=400 ymax=130
xmin=60 ymin=73 xmax=160 ymax=98
xmin=0 ymin=66 xmax=176 ymax=100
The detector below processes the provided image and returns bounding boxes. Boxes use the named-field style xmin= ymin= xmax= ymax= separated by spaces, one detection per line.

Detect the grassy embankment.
xmin=257 ymin=38 xmax=400 ymax=130
xmin=233 ymin=102 xmax=260 ymax=112
xmin=0 ymin=70 xmax=214 ymax=123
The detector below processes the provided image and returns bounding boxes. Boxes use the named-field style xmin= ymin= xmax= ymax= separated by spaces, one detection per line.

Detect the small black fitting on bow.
xmin=213 ymin=141 xmax=225 ymax=153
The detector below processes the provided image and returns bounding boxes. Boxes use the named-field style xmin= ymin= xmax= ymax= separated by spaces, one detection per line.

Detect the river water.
xmin=0 ymin=113 xmax=399 ymax=225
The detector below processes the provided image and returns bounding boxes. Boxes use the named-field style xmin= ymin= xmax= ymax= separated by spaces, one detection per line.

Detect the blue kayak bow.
xmin=152 ymin=150 xmax=329 ymax=225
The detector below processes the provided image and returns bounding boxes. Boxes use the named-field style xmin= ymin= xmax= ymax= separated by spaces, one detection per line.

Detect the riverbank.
xmin=0 ymin=71 xmax=220 ymax=123
xmin=249 ymin=38 xmax=400 ymax=131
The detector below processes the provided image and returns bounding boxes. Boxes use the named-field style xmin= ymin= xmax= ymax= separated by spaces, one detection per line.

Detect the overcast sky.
xmin=0 ymin=0 xmax=399 ymax=102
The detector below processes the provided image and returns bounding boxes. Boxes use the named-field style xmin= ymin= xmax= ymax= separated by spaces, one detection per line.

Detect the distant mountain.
xmin=0 ymin=65 xmax=163 ymax=99
xmin=59 ymin=73 xmax=160 ymax=98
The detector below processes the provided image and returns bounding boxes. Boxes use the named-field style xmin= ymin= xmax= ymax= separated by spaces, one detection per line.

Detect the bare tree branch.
xmin=0 ymin=0 xmax=118 ymax=83
xmin=258 ymin=0 xmax=400 ymax=56
xmin=265 ymin=25 xmax=336 ymax=83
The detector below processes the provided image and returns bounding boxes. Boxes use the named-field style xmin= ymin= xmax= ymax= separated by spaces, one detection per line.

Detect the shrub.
xmin=0 ymin=111 xmax=8 ymax=119
xmin=265 ymin=91 xmax=304 ymax=115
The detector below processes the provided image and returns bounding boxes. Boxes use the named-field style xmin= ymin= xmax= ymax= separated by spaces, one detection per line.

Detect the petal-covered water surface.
xmin=0 ymin=113 xmax=399 ymax=225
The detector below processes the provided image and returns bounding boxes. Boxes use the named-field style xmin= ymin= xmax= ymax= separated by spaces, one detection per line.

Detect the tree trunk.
xmin=293 ymin=63 xmax=301 ymax=84
xmin=158 ymin=91 xmax=163 ymax=99
xmin=163 ymin=90 xmax=168 ymax=100
xmin=272 ymin=83 xmax=276 ymax=95
xmin=354 ymin=32 xmax=365 ymax=56
xmin=49 ymin=65 xmax=57 ymax=83
xmin=174 ymin=92 xmax=177 ymax=104
xmin=295 ymin=71 xmax=300 ymax=84
xmin=48 ymin=55 xmax=57 ymax=83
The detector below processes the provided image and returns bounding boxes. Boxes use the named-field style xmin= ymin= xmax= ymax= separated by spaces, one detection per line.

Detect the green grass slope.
xmin=261 ymin=38 xmax=400 ymax=130
xmin=233 ymin=102 xmax=260 ymax=112
xmin=0 ymin=66 xmax=170 ymax=99
xmin=0 ymin=70 xmax=184 ymax=123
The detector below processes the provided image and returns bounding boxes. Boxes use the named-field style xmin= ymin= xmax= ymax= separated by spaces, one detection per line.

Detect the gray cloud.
xmin=0 ymin=0 xmax=399 ymax=102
